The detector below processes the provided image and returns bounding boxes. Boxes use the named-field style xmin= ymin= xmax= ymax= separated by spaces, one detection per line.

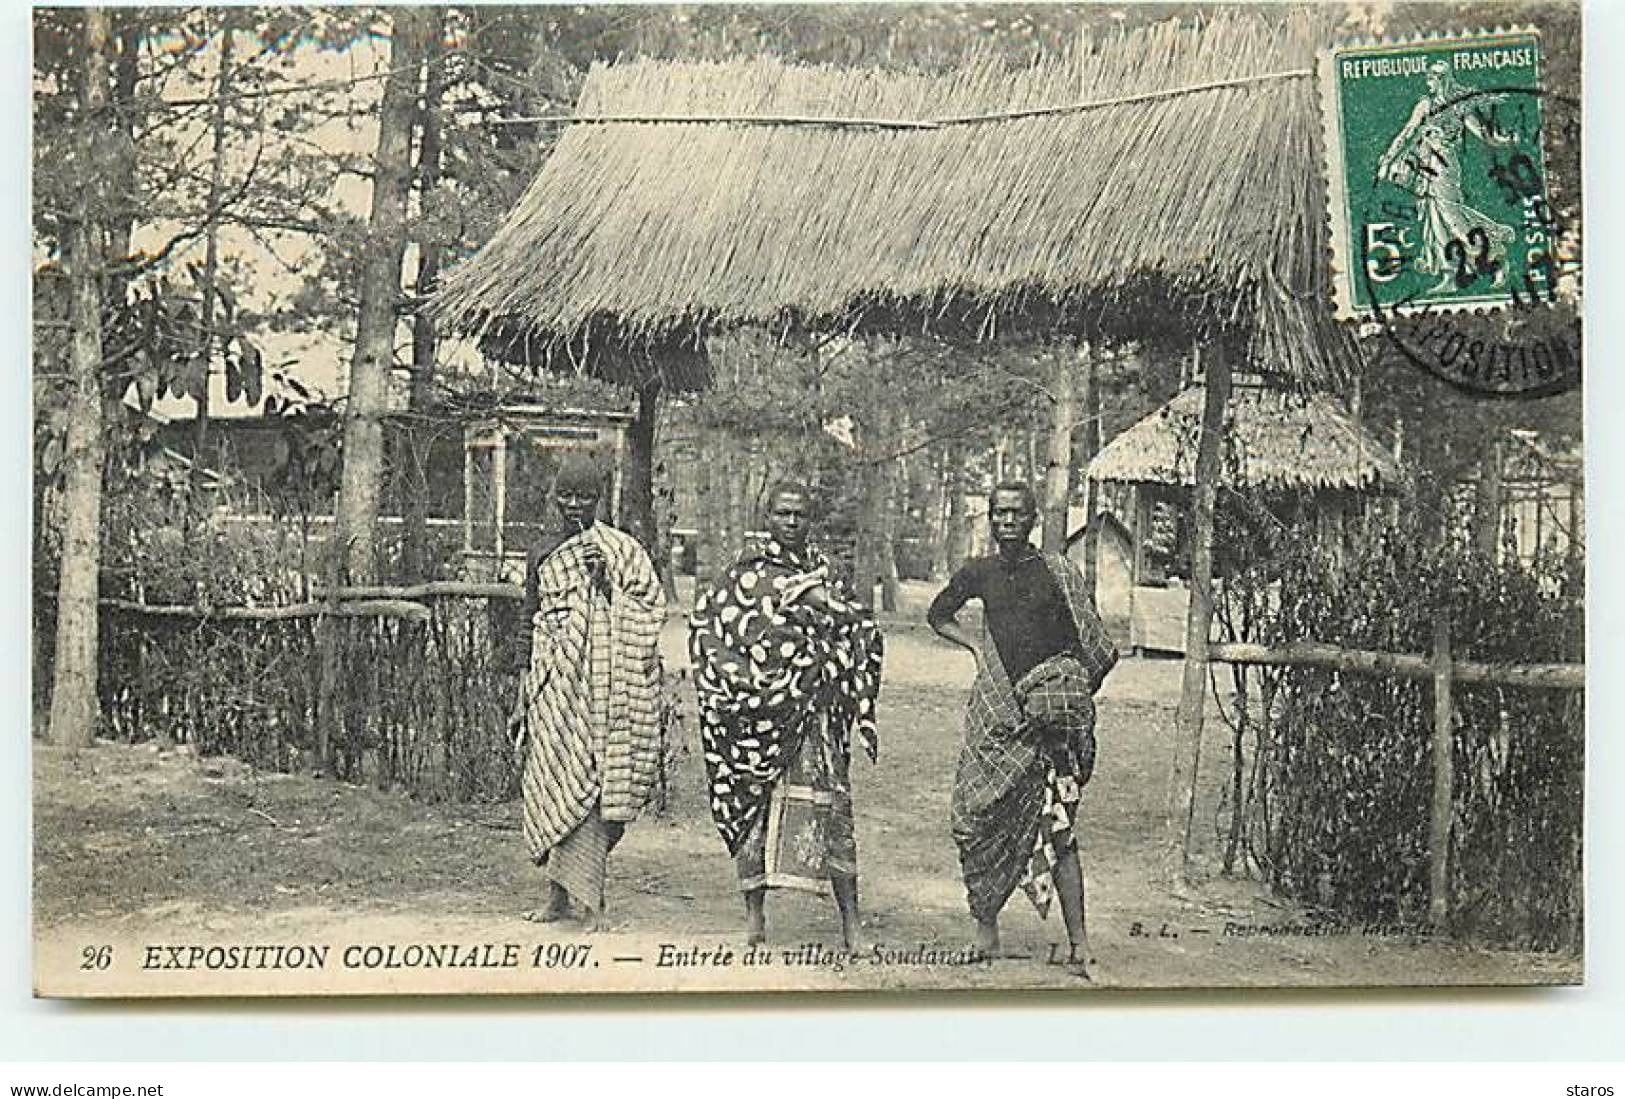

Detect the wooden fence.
xmin=72 ymin=587 xmax=1584 ymax=930
xmin=60 ymin=579 xmax=703 ymax=812
xmin=1209 ymin=613 xmax=1584 ymax=927
xmin=93 ymin=582 xmax=528 ymax=776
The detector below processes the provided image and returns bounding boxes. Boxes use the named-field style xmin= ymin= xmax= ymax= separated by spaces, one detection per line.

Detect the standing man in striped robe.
xmin=508 ymin=452 xmax=666 ymax=930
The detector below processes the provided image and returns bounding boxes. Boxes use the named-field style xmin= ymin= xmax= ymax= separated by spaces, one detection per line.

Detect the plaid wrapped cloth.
xmin=518 ymin=523 xmax=666 ymax=905
xmin=690 ymin=539 xmax=882 ymax=859
xmin=951 ymin=551 xmax=1117 ymax=923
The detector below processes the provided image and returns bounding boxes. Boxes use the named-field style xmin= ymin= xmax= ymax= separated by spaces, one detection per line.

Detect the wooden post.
xmin=1429 ymin=611 xmax=1454 ymax=929
xmin=1041 ymin=345 xmax=1079 ymax=553
xmin=1473 ymin=433 xmax=1504 ymax=560
xmin=493 ymin=431 xmax=508 ymax=560
xmin=1079 ymin=352 xmax=1099 ymax=593
xmin=461 ymin=431 xmax=474 ymax=554
xmin=1568 ymin=481 xmax=1581 ymax=554
xmin=1162 ymin=339 xmax=1231 ymax=885
xmin=622 ymin=376 xmax=663 ymax=561
xmin=1534 ymin=488 xmax=1545 ymax=561
xmin=314 ymin=594 xmax=339 ymax=776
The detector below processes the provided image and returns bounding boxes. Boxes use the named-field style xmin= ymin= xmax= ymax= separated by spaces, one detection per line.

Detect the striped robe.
xmin=519 ymin=523 xmax=665 ymax=910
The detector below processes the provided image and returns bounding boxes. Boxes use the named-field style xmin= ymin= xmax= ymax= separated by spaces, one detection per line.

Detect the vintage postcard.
xmin=31 ymin=2 xmax=1583 ymax=998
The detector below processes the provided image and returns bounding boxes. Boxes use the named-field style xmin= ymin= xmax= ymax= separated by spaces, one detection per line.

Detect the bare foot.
xmin=975 ymin=918 xmax=1001 ymax=959
xmin=746 ymin=892 xmax=767 ymax=945
xmin=841 ymin=922 xmax=865 ymax=954
xmin=522 ymin=895 xmax=569 ymax=924
xmin=523 ymin=882 xmax=571 ymax=924
xmin=1063 ymin=944 xmax=1094 ymax=981
xmin=580 ymin=908 xmax=610 ymax=934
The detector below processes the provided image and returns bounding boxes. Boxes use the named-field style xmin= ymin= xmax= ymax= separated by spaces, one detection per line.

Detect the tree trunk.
xmin=853 ymin=461 xmax=884 ymax=610
xmin=945 ymin=441 xmax=970 ymax=574
xmin=722 ymin=431 xmax=746 ymax=563
xmin=103 ymin=11 xmax=141 ymax=301
xmin=879 ymin=458 xmax=901 ymax=611
xmin=402 ymin=8 xmax=445 ymax=583
xmin=927 ymin=444 xmax=949 ymax=577
xmin=693 ymin=430 xmax=718 ymax=586
xmin=193 ymin=11 xmax=234 ymax=468
xmin=1163 ymin=340 xmax=1232 ymax=884
xmin=333 ymin=9 xmax=423 ymax=584
xmin=880 ymin=540 xmax=901 ymax=611
xmin=1428 ymin=613 xmax=1454 ymax=929
xmin=48 ymin=6 xmax=112 ymax=750
xmin=1041 ymin=345 xmax=1079 ymax=553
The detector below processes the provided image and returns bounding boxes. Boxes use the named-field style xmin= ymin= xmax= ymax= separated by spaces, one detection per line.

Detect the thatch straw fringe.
xmin=436 ymin=12 xmax=1344 ymax=382
xmin=1088 ymin=385 xmax=1400 ymax=493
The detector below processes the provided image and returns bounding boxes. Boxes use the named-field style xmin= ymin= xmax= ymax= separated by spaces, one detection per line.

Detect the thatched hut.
xmin=434 ymin=9 xmax=1353 ymax=873
xmin=434 ymin=11 xmax=1350 ymax=541
xmin=1087 ymin=381 xmax=1400 ymax=652
xmin=436 ymin=13 xmax=1344 ymax=376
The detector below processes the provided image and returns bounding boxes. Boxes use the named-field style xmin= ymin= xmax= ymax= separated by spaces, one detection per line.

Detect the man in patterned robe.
xmin=927 ymin=482 xmax=1118 ymax=977
xmin=509 ymin=453 xmax=666 ymax=930
xmin=690 ymin=482 xmax=883 ymax=949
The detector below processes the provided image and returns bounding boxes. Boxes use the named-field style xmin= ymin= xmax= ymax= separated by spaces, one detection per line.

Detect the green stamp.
xmin=1320 ymin=31 xmax=1554 ymax=320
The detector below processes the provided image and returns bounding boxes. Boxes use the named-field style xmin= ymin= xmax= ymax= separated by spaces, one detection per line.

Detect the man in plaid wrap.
xmin=928 ymin=482 xmax=1118 ymax=978
xmin=508 ymin=453 xmax=665 ymax=930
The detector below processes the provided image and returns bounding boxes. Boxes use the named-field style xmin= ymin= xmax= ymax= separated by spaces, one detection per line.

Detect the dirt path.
xmin=34 ymin=627 xmax=1579 ymax=996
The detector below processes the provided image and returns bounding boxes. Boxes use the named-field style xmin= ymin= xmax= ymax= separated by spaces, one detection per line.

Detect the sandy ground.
xmin=33 ymin=618 xmax=1581 ymax=997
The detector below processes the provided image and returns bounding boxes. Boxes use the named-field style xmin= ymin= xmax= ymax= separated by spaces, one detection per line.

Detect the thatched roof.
xmin=1088 ymin=385 xmax=1401 ymax=493
xmin=435 ymin=11 xmax=1349 ymax=387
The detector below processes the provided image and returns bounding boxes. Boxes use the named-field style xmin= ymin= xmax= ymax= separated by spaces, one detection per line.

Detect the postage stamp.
xmin=1321 ymin=30 xmax=1556 ymax=321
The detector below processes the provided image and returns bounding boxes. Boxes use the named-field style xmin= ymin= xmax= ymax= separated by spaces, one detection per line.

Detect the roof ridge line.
xmin=488 ymin=67 xmax=1315 ymax=132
